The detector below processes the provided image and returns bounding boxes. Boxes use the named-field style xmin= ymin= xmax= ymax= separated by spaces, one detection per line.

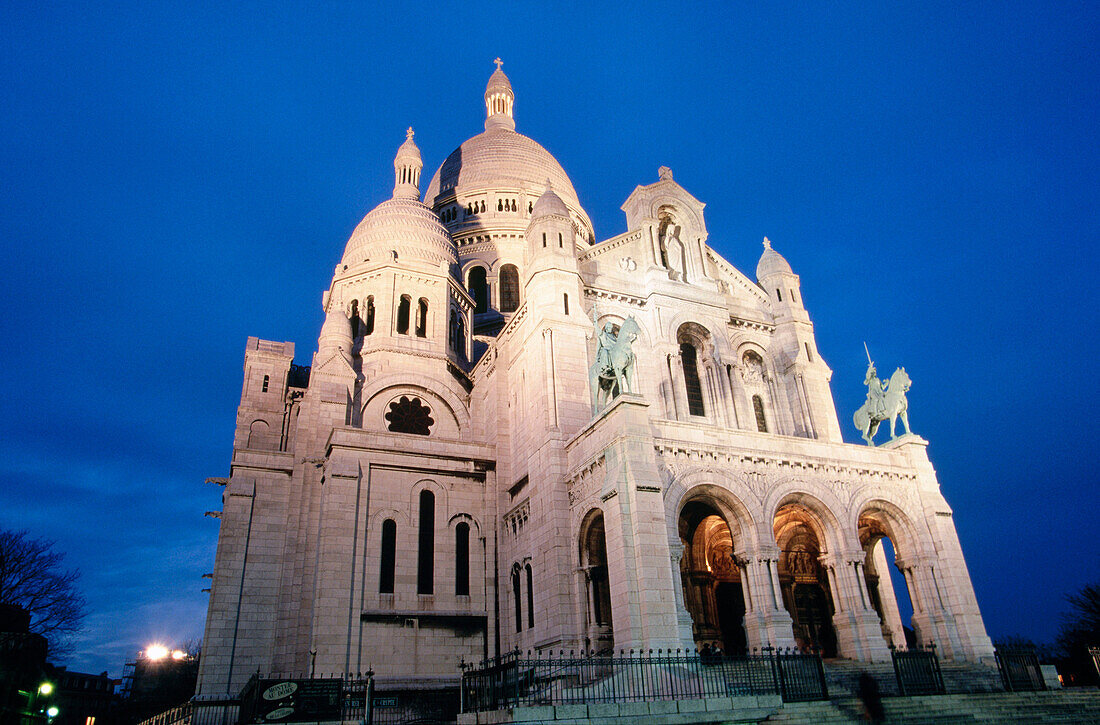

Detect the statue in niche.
xmin=741 ymin=351 xmax=766 ymax=384
xmin=589 ymin=316 xmax=641 ymax=412
xmin=664 ymin=226 xmax=685 ymax=281
xmin=853 ymin=346 xmax=912 ymax=445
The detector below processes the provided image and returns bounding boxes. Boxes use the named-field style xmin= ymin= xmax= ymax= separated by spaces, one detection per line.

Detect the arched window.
xmin=261 ymin=375 xmax=269 ymax=393
xmin=776 ymin=288 xmax=783 ymax=301
xmin=681 ymin=343 xmax=705 ymax=416
xmin=525 ymin=563 xmax=534 ymax=629
xmin=455 ymin=522 xmax=470 ymax=596
xmin=468 ymin=267 xmax=489 ymax=313
xmin=448 ymin=309 xmax=457 ymax=350
xmin=456 ymin=315 xmax=466 ymax=360
xmin=350 ymin=300 xmax=360 ymax=338
xmin=364 ymin=296 xmax=375 ymax=335
xmin=512 ymin=565 xmax=522 ymax=633
xmin=417 ymin=490 xmax=434 ymax=595
xmin=558 ymin=232 xmax=563 ymax=248
xmin=563 ymin=293 xmax=569 ymax=315
xmin=497 ymin=199 xmax=503 ymax=211
xmin=753 ymin=395 xmax=768 ymax=432
xmin=379 ymin=519 xmax=396 ymax=593
xmin=542 ymin=232 xmax=547 ymax=248
xmin=416 ymin=298 xmax=428 ymax=337
xmin=528 ymin=201 xmax=533 ymax=214
xmin=480 ymin=200 xmax=486 ymax=213
xmin=396 ymin=295 xmax=411 ymax=334
xmin=499 ymin=264 xmax=519 ymax=313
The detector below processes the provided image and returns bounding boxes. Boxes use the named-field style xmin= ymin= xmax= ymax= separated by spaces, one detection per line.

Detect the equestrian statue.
xmin=589 ymin=316 xmax=641 ymax=412
xmin=853 ymin=344 xmax=912 ymax=445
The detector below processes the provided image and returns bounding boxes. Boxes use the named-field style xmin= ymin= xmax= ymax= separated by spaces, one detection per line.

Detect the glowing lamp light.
xmin=171 ymin=649 xmax=186 ymax=660
xmin=38 ymin=682 xmax=54 ymax=695
xmin=46 ymin=706 xmax=59 ymax=717
xmin=145 ymin=644 xmax=170 ymax=660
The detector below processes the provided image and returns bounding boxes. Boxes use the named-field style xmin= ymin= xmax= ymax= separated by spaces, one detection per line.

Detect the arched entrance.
xmin=678 ymin=500 xmax=748 ymax=654
xmin=773 ymin=502 xmax=838 ymax=656
xmin=579 ymin=510 xmax=613 ymax=652
xmin=859 ymin=508 xmax=915 ymax=649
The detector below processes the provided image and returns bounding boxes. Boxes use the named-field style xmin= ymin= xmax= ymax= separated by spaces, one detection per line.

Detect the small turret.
xmin=393 ymin=127 xmax=423 ymax=200
xmin=756 ymin=237 xmax=803 ymax=312
xmin=317 ymin=306 xmax=353 ymax=361
xmin=526 ymin=181 xmax=576 ymax=272
xmin=484 ymin=58 xmax=515 ymax=132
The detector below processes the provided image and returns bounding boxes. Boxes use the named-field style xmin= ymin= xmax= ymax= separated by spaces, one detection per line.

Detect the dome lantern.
xmin=393 ymin=127 xmax=423 ymax=200
xmin=484 ymin=58 xmax=515 ymax=132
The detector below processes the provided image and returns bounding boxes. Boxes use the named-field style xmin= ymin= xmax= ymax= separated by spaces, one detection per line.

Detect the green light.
xmin=38 ymin=682 xmax=54 ymax=695
xmin=46 ymin=706 xmax=59 ymax=717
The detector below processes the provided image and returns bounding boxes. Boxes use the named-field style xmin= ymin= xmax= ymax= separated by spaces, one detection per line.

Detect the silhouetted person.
xmin=858 ymin=671 xmax=884 ymax=723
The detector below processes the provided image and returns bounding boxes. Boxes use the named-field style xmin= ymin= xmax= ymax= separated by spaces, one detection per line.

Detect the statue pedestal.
xmin=881 ymin=432 xmax=928 ymax=449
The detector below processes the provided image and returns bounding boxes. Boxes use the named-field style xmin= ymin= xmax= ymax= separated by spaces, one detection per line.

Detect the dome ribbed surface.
xmin=342 ymin=197 xmax=456 ymax=267
xmin=756 ymin=246 xmax=793 ymax=279
xmin=485 ymin=68 xmax=513 ymax=95
xmin=531 ymin=187 xmax=569 ymax=219
xmin=425 ymin=129 xmax=582 ymax=210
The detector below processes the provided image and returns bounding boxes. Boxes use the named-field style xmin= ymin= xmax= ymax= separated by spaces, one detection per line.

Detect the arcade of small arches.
xmin=575 ymin=487 xmax=946 ymax=661
xmin=466 ymin=263 xmax=521 ymax=315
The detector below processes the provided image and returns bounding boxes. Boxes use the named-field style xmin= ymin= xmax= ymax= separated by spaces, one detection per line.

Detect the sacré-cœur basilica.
xmin=195 ymin=61 xmax=994 ymax=712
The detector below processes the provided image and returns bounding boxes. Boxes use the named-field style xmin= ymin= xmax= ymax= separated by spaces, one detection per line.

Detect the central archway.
xmin=678 ymin=500 xmax=749 ymax=654
xmin=773 ymin=502 xmax=838 ymax=656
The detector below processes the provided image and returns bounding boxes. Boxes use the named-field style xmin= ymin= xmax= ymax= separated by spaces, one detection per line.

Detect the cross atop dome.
xmin=406 ymin=127 xmax=414 ymax=140
xmin=494 ymin=57 xmax=503 ymax=70
xmin=763 ymin=236 xmax=772 ymax=250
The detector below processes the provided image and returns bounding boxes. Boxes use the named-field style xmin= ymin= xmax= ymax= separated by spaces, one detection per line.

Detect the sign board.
xmin=241 ymin=678 xmax=342 ymax=723
xmin=373 ymin=696 xmax=398 ymax=708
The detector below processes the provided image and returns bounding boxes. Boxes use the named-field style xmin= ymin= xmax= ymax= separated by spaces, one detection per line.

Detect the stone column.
xmin=668 ymin=543 xmax=696 ymax=648
xmin=667 ymin=351 xmax=688 ymax=420
xmin=739 ymin=546 xmax=796 ymax=651
xmin=824 ymin=552 xmax=892 ymax=662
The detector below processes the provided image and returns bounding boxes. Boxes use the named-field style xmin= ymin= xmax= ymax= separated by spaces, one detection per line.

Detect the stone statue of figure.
xmin=663 ymin=226 xmax=685 ymax=281
xmin=864 ymin=363 xmax=888 ymax=419
xmin=589 ymin=316 xmax=642 ymax=412
xmin=595 ymin=322 xmax=618 ymax=374
xmin=854 ymin=362 xmax=913 ymax=446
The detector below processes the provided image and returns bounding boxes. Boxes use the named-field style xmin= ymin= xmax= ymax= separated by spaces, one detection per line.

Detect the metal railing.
xmin=890 ymin=643 xmax=945 ymax=696
xmin=460 ymin=647 xmax=828 ymax=712
xmin=995 ymin=646 xmax=1046 ymax=692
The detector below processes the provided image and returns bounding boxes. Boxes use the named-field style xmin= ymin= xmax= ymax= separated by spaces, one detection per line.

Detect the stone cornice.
xmin=583 ymin=286 xmax=646 ymax=307
xmin=579 ymin=229 xmax=644 ymax=261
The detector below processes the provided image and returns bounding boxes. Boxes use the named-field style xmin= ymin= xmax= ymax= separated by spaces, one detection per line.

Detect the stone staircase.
xmin=762 ymin=689 xmax=1100 ymax=724
xmin=820 ymin=657 xmax=1003 ymax=698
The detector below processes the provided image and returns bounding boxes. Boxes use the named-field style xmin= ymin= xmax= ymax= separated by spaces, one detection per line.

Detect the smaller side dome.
xmin=484 ymin=58 xmax=515 ymax=131
xmin=756 ymin=237 xmax=793 ymax=279
xmin=530 ymin=181 xmax=569 ymax=219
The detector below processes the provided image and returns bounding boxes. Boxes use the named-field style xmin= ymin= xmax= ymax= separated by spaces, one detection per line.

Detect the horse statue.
xmin=589 ymin=316 xmax=641 ymax=412
xmin=853 ymin=366 xmax=912 ymax=445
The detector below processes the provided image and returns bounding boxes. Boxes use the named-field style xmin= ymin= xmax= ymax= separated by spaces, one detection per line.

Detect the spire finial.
xmin=494 ymin=57 xmax=503 ymax=71
xmin=658 ymin=166 xmax=673 ymax=181
xmin=763 ymin=237 xmax=772 ymax=250
xmin=545 ymin=178 xmax=553 ymax=191
xmin=406 ymin=127 xmax=414 ymax=140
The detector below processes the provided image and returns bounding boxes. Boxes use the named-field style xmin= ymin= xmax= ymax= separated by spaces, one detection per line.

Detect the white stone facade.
xmin=196 ymin=65 xmax=994 ymax=702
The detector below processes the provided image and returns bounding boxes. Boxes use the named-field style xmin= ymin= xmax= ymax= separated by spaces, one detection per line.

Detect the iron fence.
xmin=890 ymin=644 xmax=945 ymax=696
xmin=995 ymin=646 xmax=1046 ymax=692
xmin=460 ymin=647 xmax=827 ymax=712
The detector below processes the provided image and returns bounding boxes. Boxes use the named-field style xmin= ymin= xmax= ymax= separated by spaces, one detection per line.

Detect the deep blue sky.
xmin=2 ymin=3 xmax=1097 ymax=677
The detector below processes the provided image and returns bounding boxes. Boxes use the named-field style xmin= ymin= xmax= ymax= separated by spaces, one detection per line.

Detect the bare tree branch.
xmin=0 ymin=529 xmax=87 ymax=658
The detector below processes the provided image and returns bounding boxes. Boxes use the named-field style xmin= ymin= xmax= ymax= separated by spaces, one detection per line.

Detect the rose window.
xmin=385 ymin=396 xmax=434 ymax=436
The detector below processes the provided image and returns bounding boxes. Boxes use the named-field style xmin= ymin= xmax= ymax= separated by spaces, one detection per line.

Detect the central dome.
xmin=425 ymin=128 xmax=582 ymax=212
xmin=423 ymin=62 xmax=593 ymax=241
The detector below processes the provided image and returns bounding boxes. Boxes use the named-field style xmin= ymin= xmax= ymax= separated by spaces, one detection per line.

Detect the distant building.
xmin=118 ymin=648 xmax=196 ymax=724
xmin=196 ymin=62 xmax=994 ymax=713
xmin=0 ymin=603 xmax=49 ymax=723
xmin=43 ymin=665 xmax=114 ymax=725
